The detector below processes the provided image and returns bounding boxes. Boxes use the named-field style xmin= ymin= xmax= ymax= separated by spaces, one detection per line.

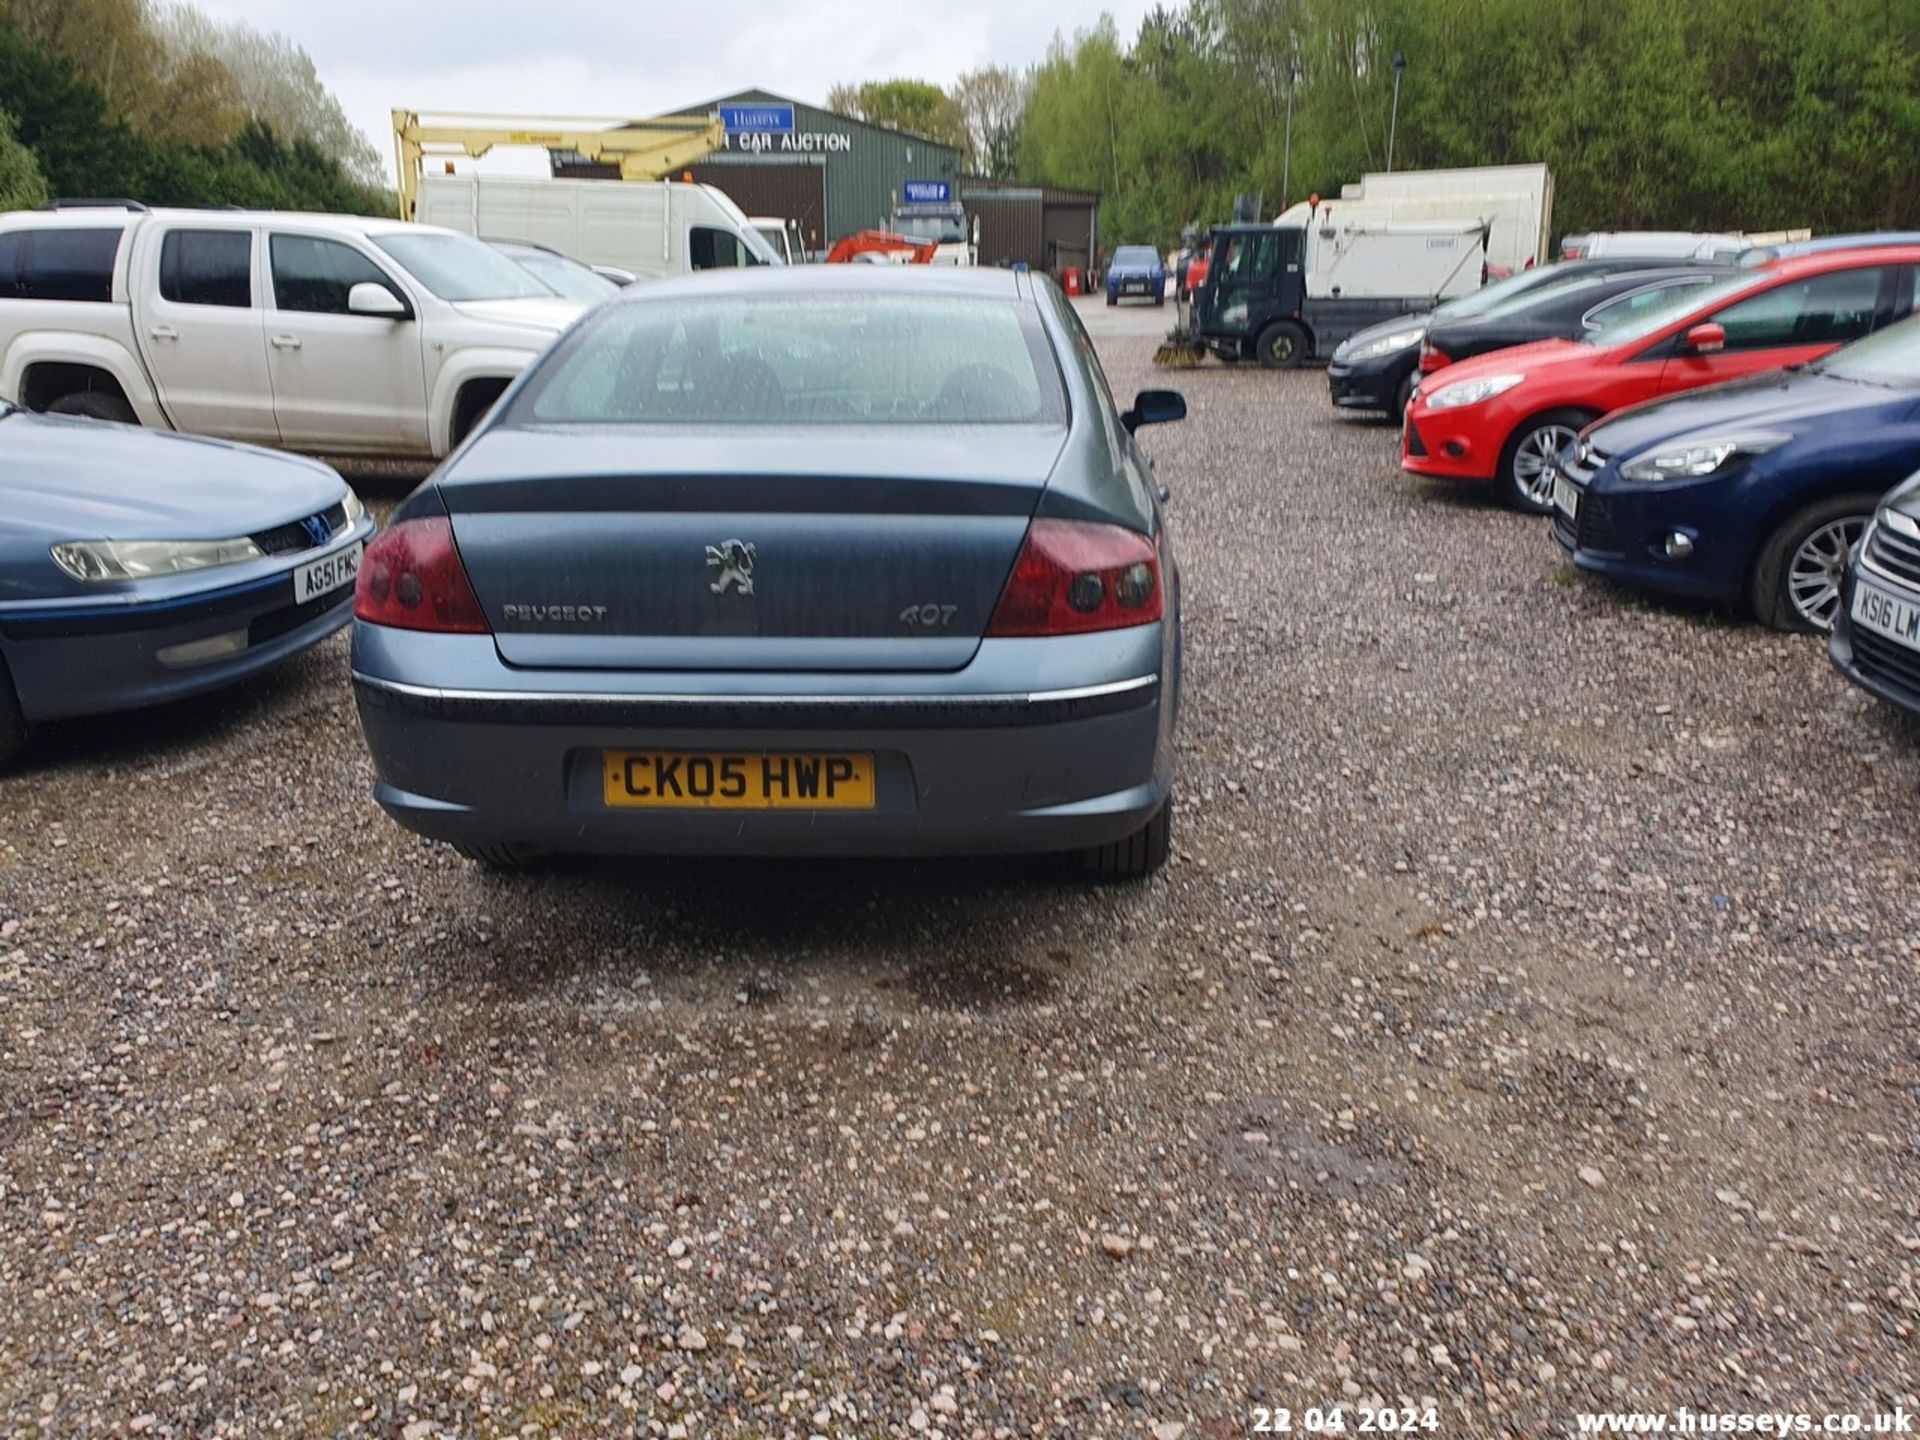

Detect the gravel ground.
xmin=2 ymin=296 xmax=1917 ymax=1437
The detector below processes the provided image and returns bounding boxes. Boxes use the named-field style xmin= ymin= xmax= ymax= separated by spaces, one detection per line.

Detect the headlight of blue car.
xmin=1618 ymin=431 xmax=1792 ymax=482
xmin=51 ymin=536 xmax=268 ymax=581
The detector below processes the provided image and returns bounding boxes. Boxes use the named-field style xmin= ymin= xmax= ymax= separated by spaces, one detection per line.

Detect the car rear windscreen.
xmin=512 ymin=294 xmax=1068 ymax=425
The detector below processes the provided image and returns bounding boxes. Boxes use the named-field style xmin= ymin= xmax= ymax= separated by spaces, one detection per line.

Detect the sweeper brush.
xmin=1153 ymin=295 xmax=1208 ymax=368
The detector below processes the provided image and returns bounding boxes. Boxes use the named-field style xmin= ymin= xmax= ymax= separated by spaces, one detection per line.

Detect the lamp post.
xmin=1280 ymin=56 xmax=1301 ymax=209
xmin=1387 ymin=52 xmax=1407 ymax=172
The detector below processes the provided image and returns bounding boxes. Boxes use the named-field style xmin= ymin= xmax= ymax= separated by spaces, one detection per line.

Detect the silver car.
xmin=350 ymin=267 xmax=1185 ymax=877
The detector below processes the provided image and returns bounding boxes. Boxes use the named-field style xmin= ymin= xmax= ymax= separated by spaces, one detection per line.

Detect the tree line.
xmin=0 ymin=0 xmax=385 ymax=215
xmin=832 ymin=0 xmax=1920 ymax=249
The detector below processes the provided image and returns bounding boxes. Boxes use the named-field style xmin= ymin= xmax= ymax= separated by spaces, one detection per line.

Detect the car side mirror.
xmin=347 ymin=282 xmax=407 ymax=319
xmin=1123 ymin=389 xmax=1187 ymax=433
xmin=1683 ymin=322 xmax=1726 ymax=355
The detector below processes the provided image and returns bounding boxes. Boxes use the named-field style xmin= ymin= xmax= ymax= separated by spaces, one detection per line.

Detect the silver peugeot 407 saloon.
xmin=350 ymin=267 xmax=1186 ymax=878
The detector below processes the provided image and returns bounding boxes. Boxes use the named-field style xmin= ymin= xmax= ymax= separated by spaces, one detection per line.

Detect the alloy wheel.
xmin=1512 ymin=424 xmax=1580 ymax=506
xmin=1786 ymin=515 xmax=1867 ymax=631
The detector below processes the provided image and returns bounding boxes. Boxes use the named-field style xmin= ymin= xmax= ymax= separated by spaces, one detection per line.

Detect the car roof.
xmin=0 ymin=206 xmax=447 ymax=241
xmin=1450 ymin=264 xmax=1727 ymax=310
xmin=1755 ymin=245 xmax=1920 ymax=279
xmin=614 ymin=265 xmax=1034 ymax=305
xmin=1743 ymin=232 xmax=1920 ymax=263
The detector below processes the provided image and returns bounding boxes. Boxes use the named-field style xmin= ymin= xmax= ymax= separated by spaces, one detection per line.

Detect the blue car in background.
xmin=1107 ymin=245 xmax=1167 ymax=307
xmin=0 ymin=403 xmax=375 ymax=766
xmin=1551 ymin=318 xmax=1920 ymax=632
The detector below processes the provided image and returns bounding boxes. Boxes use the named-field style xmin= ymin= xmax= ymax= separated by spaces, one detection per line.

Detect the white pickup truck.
xmin=0 ymin=204 xmax=587 ymax=458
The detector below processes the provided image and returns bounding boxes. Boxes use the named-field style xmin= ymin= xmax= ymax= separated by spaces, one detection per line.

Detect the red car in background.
xmin=1401 ymin=247 xmax=1920 ymax=511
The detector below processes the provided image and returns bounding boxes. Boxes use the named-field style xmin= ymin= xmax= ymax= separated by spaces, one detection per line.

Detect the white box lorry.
xmin=1307 ymin=163 xmax=1555 ymax=275
xmin=414 ymin=174 xmax=781 ymax=279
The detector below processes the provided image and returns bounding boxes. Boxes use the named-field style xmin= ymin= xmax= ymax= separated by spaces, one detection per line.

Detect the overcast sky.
xmin=185 ymin=0 xmax=1155 ymax=183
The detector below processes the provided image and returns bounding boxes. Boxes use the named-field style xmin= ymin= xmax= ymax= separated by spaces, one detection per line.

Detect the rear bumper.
xmin=350 ymin=625 xmax=1179 ymax=858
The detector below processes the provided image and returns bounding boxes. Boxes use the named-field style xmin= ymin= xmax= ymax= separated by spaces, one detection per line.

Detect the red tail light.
xmin=987 ymin=519 xmax=1163 ymax=637
xmin=353 ymin=516 xmax=489 ymax=633
xmin=1419 ymin=344 xmax=1451 ymax=374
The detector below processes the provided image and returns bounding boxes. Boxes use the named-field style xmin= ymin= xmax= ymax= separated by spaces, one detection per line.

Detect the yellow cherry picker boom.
xmin=390 ymin=109 xmax=726 ymax=222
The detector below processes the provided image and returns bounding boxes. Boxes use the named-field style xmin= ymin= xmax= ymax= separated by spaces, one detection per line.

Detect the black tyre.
xmin=46 ymin=390 xmax=137 ymax=424
xmin=1749 ymin=492 xmax=1877 ymax=633
xmin=1080 ymin=801 xmax=1172 ymax=881
xmin=1497 ymin=409 xmax=1593 ymax=513
xmin=453 ymin=841 xmax=546 ymax=870
xmin=0 ymin=657 xmax=25 ymax=770
xmin=1106 ymin=293 xmax=1117 ymax=307
xmin=1255 ymin=321 xmax=1307 ymax=370
xmin=1393 ymin=372 xmax=1416 ymax=421
xmin=1154 ymin=292 xmax=1166 ymax=307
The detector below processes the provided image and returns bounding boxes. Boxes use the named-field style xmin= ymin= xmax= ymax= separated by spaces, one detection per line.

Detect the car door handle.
xmin=147 ymin=324 xmax=178 ymax=341
xmin=270 ymin=334 xmax=303 ymax=350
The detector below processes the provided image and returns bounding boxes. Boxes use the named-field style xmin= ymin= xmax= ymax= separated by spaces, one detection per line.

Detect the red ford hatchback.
xmin=1401 ymin=247 xmax=1920 ymax=511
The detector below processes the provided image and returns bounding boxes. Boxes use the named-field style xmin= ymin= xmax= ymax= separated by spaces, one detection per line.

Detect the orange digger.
xmin=824 ymin=230 xmax=942 ymax=265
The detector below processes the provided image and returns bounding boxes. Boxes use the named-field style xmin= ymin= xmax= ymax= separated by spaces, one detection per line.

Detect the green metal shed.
xmin=666 ymin=88 xmax=965 ymax=248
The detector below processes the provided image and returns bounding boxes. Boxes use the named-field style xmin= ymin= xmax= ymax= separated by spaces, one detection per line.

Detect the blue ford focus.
xmin=350 ymin=268 xmax=1186 ymax=877
xmin=1107 ymin=246 xmax=1168 ymax=307
xmin=1550 ymin=318 xmax=1920 ymax=631
xmin=0 ymin=403 xmax=374 ymax=766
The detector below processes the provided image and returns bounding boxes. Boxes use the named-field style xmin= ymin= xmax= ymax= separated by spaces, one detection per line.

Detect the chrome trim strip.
xmin=1859 ymin=547 xmax=1920 ymax=595
xmin=1882 ymin=508 xmax=1920 ymax=540
xmin=350 ymin=672 xmax=1160 ymax=708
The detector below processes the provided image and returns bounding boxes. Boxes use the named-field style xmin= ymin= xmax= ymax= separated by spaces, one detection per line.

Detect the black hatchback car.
xmin=1420 ymin=264 xmax=1727 ymax=375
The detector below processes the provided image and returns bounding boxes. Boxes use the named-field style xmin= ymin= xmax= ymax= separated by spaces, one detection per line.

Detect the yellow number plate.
xmin=601 ymin=750 xmax=876 ymax=810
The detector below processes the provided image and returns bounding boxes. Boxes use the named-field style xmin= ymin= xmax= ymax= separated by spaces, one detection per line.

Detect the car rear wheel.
xmin=1749 ymin=493 xmax=1877 ymax=633
xmin=1080 ymin=801 xmax=1172 ymax=881
xmin=0 ymin=658 xmax=25 ymax=769
xmin=1497 ymin=410 xmax=1591 ymax=513
xmin=1256 ymin=322 xmax=1307 ymax=370
xmin=1106 ymin=293 xmax=1117 ymax=307
xmin=47 ymin=391 xmax=137 ymax=424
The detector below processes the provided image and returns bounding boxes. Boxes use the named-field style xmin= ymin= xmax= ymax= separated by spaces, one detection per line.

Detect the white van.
xmin=415 ymin=175 xmax=781 ymax=279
